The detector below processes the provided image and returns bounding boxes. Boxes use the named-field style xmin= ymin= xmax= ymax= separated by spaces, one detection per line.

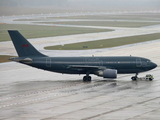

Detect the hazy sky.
xmin=0 ymin=0 xmax=159 ymax=10
xmin=71 ymin=0 xmax=160 ymax=9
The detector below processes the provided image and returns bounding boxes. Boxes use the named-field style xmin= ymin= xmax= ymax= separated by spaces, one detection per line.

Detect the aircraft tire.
xmin=131 ymin=76 xmax=137 ymax=81
xmin=88 ymin=76 xmax=91 ymax=82
xmin=83 ymin=76 xmax=87 ymax=82
xmin=83 ymin=76 xmax=91 ymax=82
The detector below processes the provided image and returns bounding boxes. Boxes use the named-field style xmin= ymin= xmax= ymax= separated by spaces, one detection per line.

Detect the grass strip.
xmin=45 ymin=33 xmax=160 ymax=50
xmin=0 ymin=55 xmax=17 ymax=63
xmin=39 ymin=21 xmax=160 ymax=28
xmin=0 ymin=24 xmax=112 ymax=42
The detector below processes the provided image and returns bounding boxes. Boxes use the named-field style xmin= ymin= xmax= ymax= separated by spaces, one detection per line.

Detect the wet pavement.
xmin=0 ymin=34 xmax=160 ymax=119
xmin=0 ymin=12 xmax=160 ymax=120
xmin=0 ymin=61 xmax=160 ymax=120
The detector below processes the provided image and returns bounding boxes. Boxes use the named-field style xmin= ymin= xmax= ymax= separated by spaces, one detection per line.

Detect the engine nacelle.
xmin=94 ymin=69 xmax=117 ymax=78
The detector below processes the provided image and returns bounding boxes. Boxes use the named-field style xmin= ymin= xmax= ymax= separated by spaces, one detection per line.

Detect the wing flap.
xmin=67 ymin=65 xmax=106 ymax=70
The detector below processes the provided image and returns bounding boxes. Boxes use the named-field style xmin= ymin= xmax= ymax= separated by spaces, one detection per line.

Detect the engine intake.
xmin=94 ymin=69 xmax=117 ymax=78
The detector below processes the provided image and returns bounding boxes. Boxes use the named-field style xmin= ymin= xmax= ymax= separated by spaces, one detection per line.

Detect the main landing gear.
xmin=83 ymin=72 xmax=91 ymax=82
xmin=83 ymin=76 xmax=91 ymax=82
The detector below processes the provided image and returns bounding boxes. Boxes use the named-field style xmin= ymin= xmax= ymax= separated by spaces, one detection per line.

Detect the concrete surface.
xmin=0 ymin=39 xmax=160 ymax=120
xmin=0 ymin=12 xmax=160 ymax=120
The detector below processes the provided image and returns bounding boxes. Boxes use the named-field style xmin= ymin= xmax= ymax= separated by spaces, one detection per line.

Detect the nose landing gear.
xmin=131 ymin=73 xmax=138 ymax=81
xmin=131 ymin=73 xmax=154 ymax=81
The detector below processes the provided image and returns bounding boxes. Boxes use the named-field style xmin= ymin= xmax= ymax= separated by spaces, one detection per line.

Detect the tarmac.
xmin=0 ymin=38 xmax=160 ymax=120
xmin=0 ymin=12 xmax=160 ymax=120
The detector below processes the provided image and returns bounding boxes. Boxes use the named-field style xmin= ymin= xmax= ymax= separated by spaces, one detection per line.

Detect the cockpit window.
xmin=147 ymin=60 xmax=151 ymax=63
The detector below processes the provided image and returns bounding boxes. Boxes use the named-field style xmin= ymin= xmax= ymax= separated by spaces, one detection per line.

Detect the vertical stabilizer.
xmin=8 ymin=30 xmax=46 ymax=57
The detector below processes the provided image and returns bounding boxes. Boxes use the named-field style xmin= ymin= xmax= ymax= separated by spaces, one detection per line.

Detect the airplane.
xmin=8 ymin=30 xmax=157 ymax=82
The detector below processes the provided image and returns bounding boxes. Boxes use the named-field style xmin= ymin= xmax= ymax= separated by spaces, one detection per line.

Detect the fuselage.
xmin=19 ymin=56 xmax=157 ymax=75
xmin=8 ymin=30 xmax=158 ymax=81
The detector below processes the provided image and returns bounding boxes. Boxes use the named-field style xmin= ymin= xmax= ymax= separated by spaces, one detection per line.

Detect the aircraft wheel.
xmin=83 ymin=76 xmax=91 ymax=82
xmin=83 ymin=76 xmax=87 ymax=82
xmin=131 ymin=76 xmax=137 ymax=81
xmin=88 ymin=76 xmax=91 ymax=82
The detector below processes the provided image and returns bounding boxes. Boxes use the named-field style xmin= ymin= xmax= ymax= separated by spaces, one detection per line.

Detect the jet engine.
xmin=94 ymin=69 xmax=117 ymax=78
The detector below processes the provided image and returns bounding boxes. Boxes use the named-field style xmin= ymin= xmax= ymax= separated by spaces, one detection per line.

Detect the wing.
xmin=67 ymin=65 xmax=106 ymax=71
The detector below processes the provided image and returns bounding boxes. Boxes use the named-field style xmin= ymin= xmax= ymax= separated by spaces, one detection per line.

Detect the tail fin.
xmin=8 ymin=30 xmax=46 ymax=57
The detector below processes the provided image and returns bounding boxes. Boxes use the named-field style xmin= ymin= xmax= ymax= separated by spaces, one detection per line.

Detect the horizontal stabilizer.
xmin=10 ymin=57 xmax=33 ymax=64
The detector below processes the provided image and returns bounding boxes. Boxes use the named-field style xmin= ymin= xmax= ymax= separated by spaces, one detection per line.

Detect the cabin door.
xmin=136 ymin=58 xmax=142 ymax=67
xmin=46 ymin=58 xmax=51 ymax=67
xmin=99 ymin=60 xmax=103 ymax=66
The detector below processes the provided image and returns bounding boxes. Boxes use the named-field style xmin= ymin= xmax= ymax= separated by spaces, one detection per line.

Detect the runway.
xmin=0 ymin=66 xmax=160 ymax=120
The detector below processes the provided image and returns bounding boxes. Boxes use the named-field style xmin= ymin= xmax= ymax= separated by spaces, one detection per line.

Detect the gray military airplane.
xmin=8 ymin=30 xmax=157 ymax=82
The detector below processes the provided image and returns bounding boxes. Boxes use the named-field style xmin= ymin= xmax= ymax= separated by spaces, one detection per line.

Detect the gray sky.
xmin=0 ymin=0 xmax=159 ymax=10
xmin=71 ymin=0 xmax=160 ymax=9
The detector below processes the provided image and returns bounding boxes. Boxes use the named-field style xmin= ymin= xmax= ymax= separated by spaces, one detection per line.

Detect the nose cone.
xmin=152 ymin=62 xmax=157 ymax=69
xmin=144 ymin=61 xmax=157 ymax=71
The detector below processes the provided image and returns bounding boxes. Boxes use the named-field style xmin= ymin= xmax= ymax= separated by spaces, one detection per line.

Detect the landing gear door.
xmin=46 ymin=58 xmax=51 ymax=67
xmin=136 ymin=58 xmax=142 ymax=67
